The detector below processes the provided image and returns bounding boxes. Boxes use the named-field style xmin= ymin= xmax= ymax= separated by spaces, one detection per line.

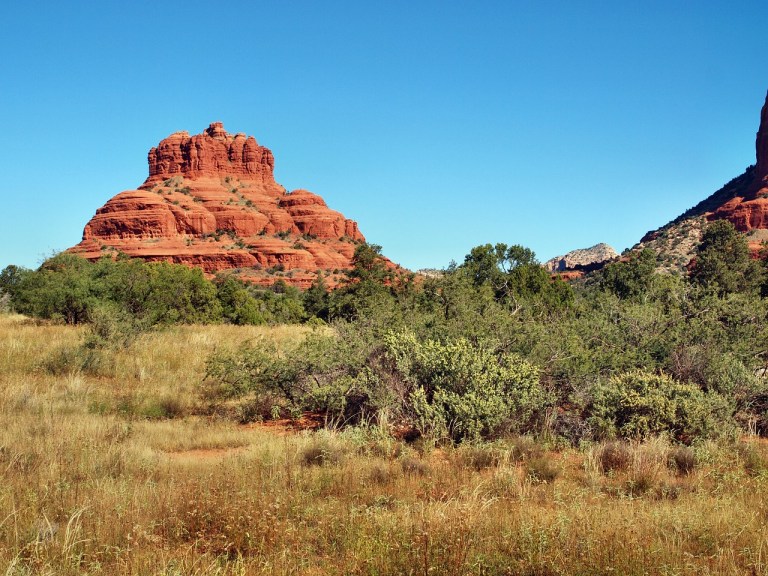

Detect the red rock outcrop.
xmin=635 ymin=90 xmax=768 ymax=268
xmin=70 ymin=123 xmax=369 ymax=288
xmin=708 ymin=90 xmax=768 ymax=234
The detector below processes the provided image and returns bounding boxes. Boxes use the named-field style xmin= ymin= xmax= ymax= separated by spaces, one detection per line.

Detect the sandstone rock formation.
xmin=544 ymin=243 xmax=618 ymax=273
xmin=636 ymin=90 xmax=768 ymax=269
xmin=708 ymin=90 xmax=768 ymax=235
xmin=70 ymin=123 xmax=368 ymax=288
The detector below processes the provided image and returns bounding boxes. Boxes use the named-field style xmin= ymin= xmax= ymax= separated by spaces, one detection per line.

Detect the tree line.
xmin=3 ymin=220 xmax=768 ymax=445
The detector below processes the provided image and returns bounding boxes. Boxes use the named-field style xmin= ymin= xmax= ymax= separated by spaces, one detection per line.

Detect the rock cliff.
xmin=636 ymin=90 xmax=768 ymax=269
xmin=70 ymin=123 xmax=367 ymax=287
xmin=544 ymin=243 xmax=618 ymax=273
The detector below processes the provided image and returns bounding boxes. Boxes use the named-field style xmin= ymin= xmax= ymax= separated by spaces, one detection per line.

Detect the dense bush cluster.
xmin=382 ymin=331 xmax=545 ymax=441
xmin=4 ymin=221 xmax=768 ymax=444
xmin=0 ymin=253 xmax=306 ymax=327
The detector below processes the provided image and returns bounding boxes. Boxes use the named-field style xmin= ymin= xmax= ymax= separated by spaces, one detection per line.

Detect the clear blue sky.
xmin=2 ymin=1 xmax=767 ymax=271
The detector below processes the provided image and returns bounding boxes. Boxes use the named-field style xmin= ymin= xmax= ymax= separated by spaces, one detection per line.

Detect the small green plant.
xmin=383 ymin=330 xmax=547 ymax=442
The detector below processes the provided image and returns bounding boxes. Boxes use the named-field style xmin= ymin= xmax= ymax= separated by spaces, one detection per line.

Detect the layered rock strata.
xmin=70 ymin=123 xmax=366 ymax=287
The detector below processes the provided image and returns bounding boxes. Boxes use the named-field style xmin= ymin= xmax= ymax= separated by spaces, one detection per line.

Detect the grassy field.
xmin=1 ymin=313 xmax=768 ymax=575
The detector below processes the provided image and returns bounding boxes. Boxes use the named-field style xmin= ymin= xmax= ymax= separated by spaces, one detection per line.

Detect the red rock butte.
xmin=70 ymin=122 xmax=368 ymax=288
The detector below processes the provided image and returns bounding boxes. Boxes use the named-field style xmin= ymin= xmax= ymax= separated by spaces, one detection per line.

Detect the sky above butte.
xmin=2 ymin=1 xmax=768 ymax=270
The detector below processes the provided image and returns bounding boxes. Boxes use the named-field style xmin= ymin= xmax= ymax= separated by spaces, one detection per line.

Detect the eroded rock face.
xmin=70 ymin=123 xmax=367 ymax=287
xmin=544 ymin=243 xmax=618 ymax=273
xmin=634 ymin=90 xmax=768 ymax=270
xmin=146 ymin=123 xmax=281 ymax=190
xmin=706 ymin=91 xmax=768 ymax=235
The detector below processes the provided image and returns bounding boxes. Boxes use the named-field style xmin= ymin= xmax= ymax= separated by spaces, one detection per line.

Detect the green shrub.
xmin=215 ymin=277 xmax=265 ymax=325
xmin=383 ymin=330 xmax=547 ymax=442
xmin=203 ymin=339 xmax=285 ymax=400
xmin=3 ymin=254 xmax=223 ymax=326
xmin=204 ymin=331 xmax=377 ymax=424
xmin=589 ymin=370 xmax=735 ymax=443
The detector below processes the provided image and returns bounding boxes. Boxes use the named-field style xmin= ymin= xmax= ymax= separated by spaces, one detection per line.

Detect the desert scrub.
xmin=3 ymin=316 xmax=768 ymax=575
xmin=298 ymin=430 xmax=349 ymax=466
xmin=583 ymin=438 xmax=699 ymax=499
xmin=452 ymin=441 xmax=508 ymax=470
xmin=383 ymin=330 xmax=548 ymax=441
xmin=589 ymin=370 xmax=736 ymax=442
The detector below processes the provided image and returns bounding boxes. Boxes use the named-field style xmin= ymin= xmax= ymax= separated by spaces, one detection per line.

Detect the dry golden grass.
xmin=1 ymin=313 xmax=768 ymax=575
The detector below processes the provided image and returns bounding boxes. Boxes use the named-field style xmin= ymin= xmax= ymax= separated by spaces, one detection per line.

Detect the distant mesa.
xmin=544 ymin=243 xmax=618 ymax=274
xmin=69 ymin=122 xmax=370 ymax=288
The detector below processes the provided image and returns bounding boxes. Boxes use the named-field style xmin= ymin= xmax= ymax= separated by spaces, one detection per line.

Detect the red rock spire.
xmin=755 ymin=91 xmax=768 ymax=175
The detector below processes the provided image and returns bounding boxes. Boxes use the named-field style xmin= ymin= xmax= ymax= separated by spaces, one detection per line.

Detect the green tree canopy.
xmin=460 ymin=243 xmax=572 ymax=308
xmin=599 ymin=248 xmax=657 ymax=300
xmin=689 ymin=220 xmax=763 ymax=296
